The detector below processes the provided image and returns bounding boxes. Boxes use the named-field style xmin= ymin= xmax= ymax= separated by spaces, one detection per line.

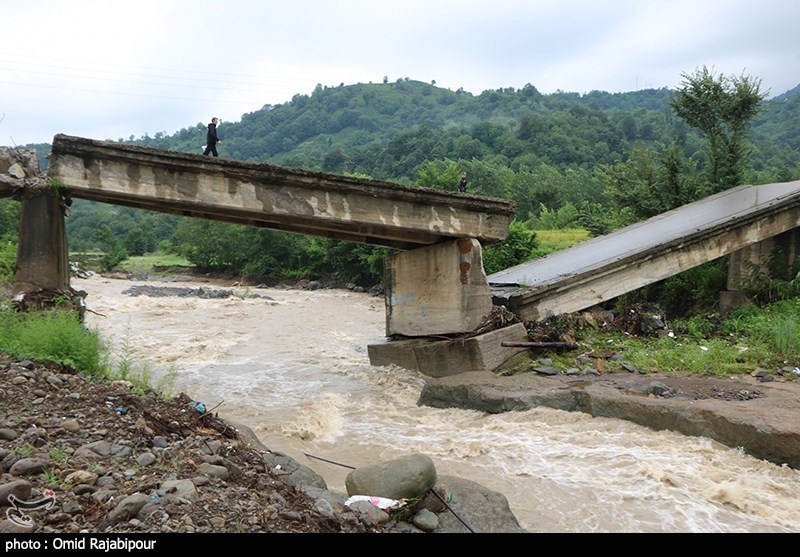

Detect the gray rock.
xmin=647 ymin=381 xmax=675 ymax=397
xmin=8 ymin=457 xmax=49 ymax=477
xmin=159 ymin=479 xmax=198 ymax=502
xmin=433 ymin=475 xmax=527 ymax=533
xmin=91 ymin=490 xmax=116 ymax=504
xmin=0 ymin=429 xmax=18 ymax=441
xmin=345 ymin=453 xmax=437 ymax=500
xmin=136 ymin=452 xmax=157 ymax=467
xmin=347 ymin=500 xmax=390 ymax=524
xmin=60 ymin=419 xmax=80 ymax=432
xmin=95 ymin=476 xmax=115 ymax=489
xmin=102 ymin=492 xmax=151 ymax=529
xmin=62 ymin=500 xmax=83 ymax=515
xmin=76 ymin=440 xmax=112 ymax=457
xmin=313 ymin=498 xmax=337 ymax=520
xmin=412 ymin=508 xmax=439 ymax=532
xmin=110 ymin=444 xmax=132 ymax=458
xmin=198 ymin=462 xmax=229 ymax=480
xmin=0 ymin=518 xmax=35 ymax=533
xmin=0 ymin=480 xmax=32 ymax=507
xmin=262 ymin=451 xmax=327 ymax=489
xmin=73 ymin=485 xmax=97 ymax=496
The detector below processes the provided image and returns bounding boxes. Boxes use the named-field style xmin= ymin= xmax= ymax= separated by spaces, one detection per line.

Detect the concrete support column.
xmin=384 ymin=238 xmax=494 ymax=337
xmin=13 ymin=193 xmax=70 ymax=295
xmin=721 ymin=229 xmax=800 ymax=312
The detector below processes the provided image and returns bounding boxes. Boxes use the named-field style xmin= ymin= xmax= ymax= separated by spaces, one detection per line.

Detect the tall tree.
xmin=669 ymin=66 xmax=766 ymax=192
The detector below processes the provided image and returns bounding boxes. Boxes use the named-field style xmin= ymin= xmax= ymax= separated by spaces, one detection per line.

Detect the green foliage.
xmin=173 ymin=220 xmax=250 ymax=272
xmin=0 ymin=199 xmax=20 ymax=239
xmin=0 ymin=239 xmax=16 ymax=282
xmin=670 ymin=66 xmax=767 ymax=192
xmin=119 ymin=253 xmax=193 ymax=275
xmin=619 ymin=336 xmax=768 ymax=377
xmin=93 ymin=224 xmax=128 ymax=271
xmin=530 ymin=228 xmax=590 ymax=258
xmin=0 ymin=309 xmax=105 ymax=375
xmin=305 ymin=238 xmax=391 ymax=285
xmin=530 ymin=203 xmax=581 ymax=229
xmin=599 ymin=142 xmax=701 ymax=221
xmin=416 ymin=159 xmax=463 ymax=191
xmin=482 ymin=220 xmax=538 ymax=274
xmin=728 ymin=298 xmax=800 ymax=361
xmin=650 ymin=261 xmax=728 ymax=318
xmin=740 ymin=252 xmax=800 ymax=305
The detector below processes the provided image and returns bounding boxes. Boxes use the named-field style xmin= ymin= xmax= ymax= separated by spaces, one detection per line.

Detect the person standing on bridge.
xmin=457 ymin=171 xmax=468 ymax=193
xmin=203 ymin=117 xmax=222 ymax=157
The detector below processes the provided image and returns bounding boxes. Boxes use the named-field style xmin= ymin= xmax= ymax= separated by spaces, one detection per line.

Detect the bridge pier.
xmin=1 ymin=147 xmax=80 ymax=314
xmin=721 ymin=229 xmax=800 ymax=312
xmin=13 ymin=193 xmax=71 ymax=296
xmin=368 ymin=238 xmax=530 ymax=376
xmin=383 ymin=238 xmax=493 ymax=337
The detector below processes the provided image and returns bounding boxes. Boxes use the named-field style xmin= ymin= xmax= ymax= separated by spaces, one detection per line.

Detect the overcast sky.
xmin=2 ymin=0 xmax=798 ymax=146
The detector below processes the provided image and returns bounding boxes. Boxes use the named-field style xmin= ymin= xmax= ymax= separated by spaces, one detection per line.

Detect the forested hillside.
xmin=8 ymin=74 xmax=800 ymax=314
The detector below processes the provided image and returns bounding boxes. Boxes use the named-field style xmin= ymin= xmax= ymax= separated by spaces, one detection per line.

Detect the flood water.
xmin=74 ymin=273 xmax=800 ymax=533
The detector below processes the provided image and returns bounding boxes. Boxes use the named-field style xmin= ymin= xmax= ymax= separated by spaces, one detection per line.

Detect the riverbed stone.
xmin=345 ymin=453 xmax=437 ymax=500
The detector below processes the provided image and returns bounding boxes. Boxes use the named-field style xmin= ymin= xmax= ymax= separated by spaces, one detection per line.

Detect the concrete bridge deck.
xmin=46 ymin=134 xmax=514 ymax=251
xmin=489 ymin=180 xmax=800 ymax=321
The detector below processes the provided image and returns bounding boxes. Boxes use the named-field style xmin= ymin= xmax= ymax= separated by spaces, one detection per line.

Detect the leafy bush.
xmin=0 ymin=240 xmax=16 ymax=282
xmin=482 ymin=220 xmax=538 ymax=274
xmin=0 ymin=309 xmax=106 ymax=375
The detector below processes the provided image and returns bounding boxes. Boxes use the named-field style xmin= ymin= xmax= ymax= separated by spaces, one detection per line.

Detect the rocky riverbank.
xmin=0 ymin=356 xmax=524 ymax=534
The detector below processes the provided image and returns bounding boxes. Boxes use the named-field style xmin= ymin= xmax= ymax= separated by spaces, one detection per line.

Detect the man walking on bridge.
xmin=457 ymin=172 xmax=468 ymax=193
xmin=203 ymin=117 xmax=222 ymax=157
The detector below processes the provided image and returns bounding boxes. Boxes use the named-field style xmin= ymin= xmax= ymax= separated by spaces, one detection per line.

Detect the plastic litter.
xmin=187 ymin=401 xmax=206 ymax=413
xmin=344 ymin=495 xmax=405 ymax=511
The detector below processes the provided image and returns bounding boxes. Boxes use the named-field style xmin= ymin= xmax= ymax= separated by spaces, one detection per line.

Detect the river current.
xmin=74 ymin=274 xmax=800 ymax=533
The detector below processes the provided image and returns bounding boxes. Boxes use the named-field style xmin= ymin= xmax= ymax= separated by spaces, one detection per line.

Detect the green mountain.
xmin=120 ymin=78 xmax=799 ymax=184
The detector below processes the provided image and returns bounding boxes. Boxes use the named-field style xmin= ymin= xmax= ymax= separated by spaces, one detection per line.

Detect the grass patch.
xmin=532 ymin=228 xmax=591 ymax=258
xmin=519 ymin=297 xmax=800 ymax=378
xmin=119 ymin=253 xmax=194 ymax=275
xmin=0 ymin=307 xmax=177 ymax=398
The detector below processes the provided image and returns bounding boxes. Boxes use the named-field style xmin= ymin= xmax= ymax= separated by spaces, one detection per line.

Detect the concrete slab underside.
xmin=367 ymin=323 xmax=529 ymax=378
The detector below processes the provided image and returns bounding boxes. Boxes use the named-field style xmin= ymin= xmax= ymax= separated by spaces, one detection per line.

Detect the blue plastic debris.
xmin=115 ymin=407 xmax=127 ymax=415
xmin=187 ymin=401 xmax=206 ymax=414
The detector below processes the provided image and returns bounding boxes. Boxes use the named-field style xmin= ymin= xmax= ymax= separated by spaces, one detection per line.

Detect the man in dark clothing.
xmin=457 ymin=171 xmax=468 ymax=193
xmin=203 ymin=117 xmax=221 ymax=156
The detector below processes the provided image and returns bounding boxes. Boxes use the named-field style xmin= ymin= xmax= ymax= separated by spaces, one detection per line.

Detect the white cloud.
xmin=1 ymin=0 xmax=797 ymax=145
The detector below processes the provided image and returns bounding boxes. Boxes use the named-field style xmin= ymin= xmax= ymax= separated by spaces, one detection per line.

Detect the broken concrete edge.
xmin=368 ymin=322 xmax=530 ymax=378
xmin=0 ymin=146 xmax=48 ymax=200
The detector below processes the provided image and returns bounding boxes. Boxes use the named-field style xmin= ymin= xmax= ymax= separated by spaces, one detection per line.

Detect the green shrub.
xmin=0 ymin=309 xmax=106 ymax=375
xmin=0 ymin=240 xmax=16 ymax=282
